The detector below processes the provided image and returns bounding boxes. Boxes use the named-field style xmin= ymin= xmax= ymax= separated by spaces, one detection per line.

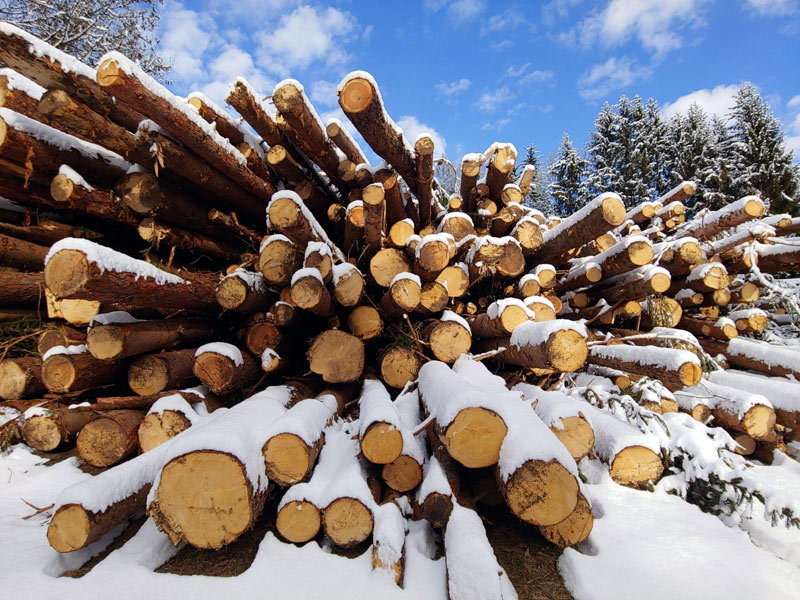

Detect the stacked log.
xmin=3 ymin=27 xmax=800 ymax=595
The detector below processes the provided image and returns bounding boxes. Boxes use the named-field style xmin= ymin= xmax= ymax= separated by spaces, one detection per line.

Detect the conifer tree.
xmin=518 ymin=144 xmax=552 ymax=214
xmin=548 ymin=133 xmax=588 ymax=215
xmin=585 ymin=102 xmax=619 ymax=198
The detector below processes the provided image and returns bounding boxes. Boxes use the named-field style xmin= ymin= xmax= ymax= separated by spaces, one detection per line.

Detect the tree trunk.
xmin=0 ymin=232 xmax=48 ymax=271
xmin=0 ymin=270 xmax=45 ymax=306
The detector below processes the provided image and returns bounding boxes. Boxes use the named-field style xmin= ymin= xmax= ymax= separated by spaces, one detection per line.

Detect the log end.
xmin=138 ymin=410 xmax=191 ymax=453
xmin=504 ymin=459 xmax=579 ymax=526
xmin=47 ymin=504 xmax=90 ymax=553
xmin=193 ymin=351 xmax=237 ymax=394
xmin=86 ymin=325 xmax=124 ymax=360
xmin=429 ymin=321 xmax=472 ymax=363
xmin=276 ymin=500 xmax=321 ymax=543
xmin=0 ymin=360 xmax=32 ymax=400
xmin=677 ymin=362 xmax=702 ymax=388
xmin=42 ymin=354 xmax=77 ymax=393
xmin=128 ymin=355 xmax=170 ymax=396
xmin=21 ymin=415 xmax=62 ymax=452
xmin=546 ymin=329 xmax=588 ymax=373
xmin=272 ymin=82 xmax=304 ymax=115
xmin=307 ymin=330 xmax=365 ymax=383
xmin=382 ymin=454 xmax=423 ymax=492
xmin=339 ymin=77 xmax=376 ymax=114
xmin=538 ymin=491 xmax=593 ymax=548
xmin=743 ymin=405 xmax=777 ymax=441
xmin=380 ymin=346 xmax=421 ymax=389
xmin=264 ymin=433 xmax=313 ymax=486
xmin=96 ymin=58 xmax=125 ymax=88
xmin=445 ymin=407 xmax=507 ymax=468
xmin=609 ymin=445 xmax=664 ymax=487
xmin=601 ymin=194 xmax=627 ymax=227
xmin=550 ymin=416 xmax=595 ymax=462
xmin=347 ymin=306 xmax=383 ymax=340
xmin=44 ymin=249 xmax=92 ymax=299
xmin=154 ymin=451 xmax=256 ymax=549
xmin=50 ymin=173 xmax=75 ymax=203
xmin=323 ymin=497 xmax=374 ymax=547
xmin=361 ymin=422 xmax=404 ymax=465
xmin=76 ymin=417 xmax=136 ymax=467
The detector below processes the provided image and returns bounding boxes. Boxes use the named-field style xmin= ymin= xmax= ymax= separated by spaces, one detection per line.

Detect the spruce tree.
xmin=548 ymin=133 xmax=588 ymax=216
xmin=729 ymin=83 xmax=799 ymax=214
xmin=585 ymin=102 xmax=619 ymax=198
xmin=518 ymin=144 xmax=552 ymax=214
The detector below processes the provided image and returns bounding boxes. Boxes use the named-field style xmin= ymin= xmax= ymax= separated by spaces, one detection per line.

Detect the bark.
xmin=21 ymin=406 xmax=99 ymax=451
xmin=363 ymin=182 xmax=386 ymax=251
xmin=186 ymin=96 xmax=245 ymax=146
xmin=415 ymin=136 xmax=435 ymax=226
xmin=42 ymin=350 xmax=126 ymax=393
xmin=586 ymin=344 xmax=702 ymax=391
xmin=0 ymin=72 xmax=40 ymax=116
xmin=216 ymin=272 xmax=271 ymax=313
xmin=49 ymin=171 xmax=138 ymax=226
xmin=326 ymin=119 xmax=367 ymax=165
xmin=0 ymin=232 xmax=47 ymax=271
xmin=0 ymin=270 xmax=45 ymax=306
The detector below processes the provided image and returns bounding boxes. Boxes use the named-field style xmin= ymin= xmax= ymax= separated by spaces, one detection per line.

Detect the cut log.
xmin=0 ymin=232 xmax=48 ymax=271
xmin=679 ymin=315 xmax=738 ymax=340
xmin=348 ymin=305 xmax=384 ymax=340
xmin=467 ymin=298 xmax=532 ymax=338
xmin=418 ymin=361 xmax=508 ymax=468
xmin=483 ymin=320 xmax=589 ymax=374
xmin=676 ymin=195 xmax=765 ymax=241
xmin=137 ymin=393 xmax=213 ymax=453
xmin=49 ymin=169 xmax=138 ymax=226
xmin=42 ymin=345 xmax=126 ymax=393
xmin=259 ymin=234 xmax=302 ymax=287
xmin=307 ymin=330 xmax=365 ymax=383
xmin=38 ymin=324 xmax=86 ymax=356
xmin=485 ymin=143 xmax=517 ymax=202
xmin=439 ymin=212 xmax=475 ymax=243
xmin=87 ymin=317 xmax=213 ymax=360
xmin=338 ymin=73 xmax=418 ymax=197
xmin=0 ymin=68 xmax=43 ymax=116
xmin=702 ymin=338 xmax=800 ymax=379
xmin=425 ymin=313 xmax=473 ymax=364
xmin=538 ymin=491 xmax=593 ymax=548
xmin=359 ymin=379 xmax=404 ymax=465
xmin=596 ymin=265 xmax=672 ymax=304
xmin=586 ymin=343 xmax=702 ymax=391
xmin=435 ymin=263 xmax=470 ymax=298
xmin=520 ymin=385 xmax=596 ymax=462
xmin=0 ymin=270 xmax=45 ymax=307
xmin=97 ymin=55 xmax=274 ymax=202
xmin=380 ymin=346 xmax=422 ymax=390
xmin=380 ymin=273 xmax=422 ymax=317
xmin=76 ymin=409 xmax=144 ymax=467
xmin=22 ymin=405 xmax=99 ymax=451
xmin=290 ymin=268 xmax=334 ymax=317
xmin=138 ymin=218 xmax=242 ymax=262
xmin=414 ymin=234 xmax=453 ymax=281
xmin=414 ymin=135 xmax=435 ymax=226
xmin=418 ymin=280 xmax=449 ymax=314
xmin=0 ymin=357 xmax=45 ymax=400
xmin=216 ymin=269 xmax=270 ymax=313
xmin=45 ymin=239 xmax=218 ymax=311
xmin=193 ymin=343 xmax=261 ymax=395
xmin=466 ymin=235 xmax=525 ymax=280
xmin=363 ymin=182 xmax=386 ymax=250
xmin=304 ymin=241 xmax=334 ymax=284
xmin=186 ymin=93 xmax=245 ymax=146
xmin=127 ymin=348 xmax=198 ymax=396
xmin=370 ymin=248 xmax=412 ymax=287
xmin=116 ymin=171 xmax=212 ymax=231
xmin=0 ymin=23 xmax=144 ymax=130
xmin=267 ymin=190 xmax=343 ymax=261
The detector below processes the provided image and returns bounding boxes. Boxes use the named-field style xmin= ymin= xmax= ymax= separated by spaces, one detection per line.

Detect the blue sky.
xmin=159 ymin=0 xmax=800 ymax=165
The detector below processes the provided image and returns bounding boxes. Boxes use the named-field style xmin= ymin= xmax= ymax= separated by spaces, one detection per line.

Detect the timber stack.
xmin=1 ymin=22 xmax=800 ymax=596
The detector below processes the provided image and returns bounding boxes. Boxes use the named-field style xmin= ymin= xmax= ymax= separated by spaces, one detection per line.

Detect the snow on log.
xmin=148 ymin=385 xmax=306 ymax=548
xmin=371 ymin=501 xmax=406 ymax=584
xmin=21 ymin=403 xmax=99 ymax=451
xmin=137 ymin=391 xmax=217 ymax=452
xmin=675 ymin=195 xmax=765 ymax=241
xmin=0 ymin=67 xmax=44 ymax=115
xmin=382 ymin=389 xmax=426 ymax=492
xmin=216 ymin=269 xmax=270 ymax=313
xmin=587 ymin=342 xmax=702 ymax=391
xmin=359 ymin=378 xmax=404 ymax=465
xmin=290 ymin=267 xmax=335 ymax=317
xmin=674 ymin=380 xmax=776 ymax=440
xmin=418 ymin=361 xmax=508 ymax=468
xmin=338 ymin=72 xmax=418 ymax=198
xmin=481 ymin=320 xmax=588 ymax=373
xmin=44 ymin=238 xmax=218 ymax=311
xmin=467 ymin=298 xmax=533 ymax=338
xmin=96 ymin=52 xmax=274 ymax=202
xmin=753 ymin=239 xmax=800 ymax=273
xmin=679 ymin=315 xmax=738 ymax=340
xmin=193 ymin=343 xmax=261 ymax=395
xmin=267 ymin=190 xmax=344 ymax=261
xmin=655 ymin=181 xmax=696 ymax=206
xmin=42 ymin=343 xmax=126 ymax=393
xmin=708 ymin=369 xmax=800 ymax=431
xmin=702 ymin=337 xmax=800 ymax=379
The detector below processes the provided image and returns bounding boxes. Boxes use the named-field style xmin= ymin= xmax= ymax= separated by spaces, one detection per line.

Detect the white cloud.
xmin=480 ymin=11 xmax=530 ymax=35
xmin=423 ymin=0 xmax=487 ymax=22
xmin=491 ymin=40 xmax=513 ymax=51
xmin=396 ymin=116 xmax=448 ymax=158
xmin=744 ymin=0 xmax=798 ymax=16
xmin=363 ymin=25 xmax=374 ymax=40
xmin=504 ymin=64 xmax=530 ymax=78
xmin=661 ymin=83 xmax=741 ymax=119
xmin=435 ymin=78 xmax=472 ymax=96
xmin=785 ymin=95 xmax=800 ymax=158
xmin=258 ymin=5 xmax=356 ymax=74
xmin=571 ymin=0 xmax=713 ymax=56
xmin=159 ymin=2 xmax=218 ymax=82
xmin=481 ymin=118 xmax=511 ymax=131
xmin=309 ymin=80 xmax=339 ymax=107
xmin=520 ymin=70 xmax=555 ymax=86
xmin=577 ymin=56 xmax=651 ymax=101
xmin=541 ymin=0 xmax=583 ymax=26
xmin=788 ymin=95 xmax=800 ymax=109
xmin=477 ymin=86 xmax=514 ymax=112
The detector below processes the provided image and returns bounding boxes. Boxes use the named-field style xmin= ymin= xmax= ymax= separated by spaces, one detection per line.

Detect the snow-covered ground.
xmin=2 ymin=441 xmax=799 ymax=599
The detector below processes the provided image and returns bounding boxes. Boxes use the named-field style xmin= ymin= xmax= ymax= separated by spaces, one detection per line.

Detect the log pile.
xmin=2 ymin=24 xmax=800 ymax=596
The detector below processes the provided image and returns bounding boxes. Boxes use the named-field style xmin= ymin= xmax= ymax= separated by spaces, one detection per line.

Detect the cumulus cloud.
xmin=785 ymin=94 xmax=800 ymax=158
xmin=258 ymin=5 xmax=356 ymax=74
xmin=661 ymin=83 xmax=741 ymax=120
xmin=577 ymin=56 xmax=651 ymax=101
xmin=159 ymin=2 xmax=218 ymax=82
xmin=309 ymin=80 xmax=339 ymax=107
xmin=396 ymin=116 xmax=448 ymax=158
xmin=435 ymin=78 xmax=472 ymax=96
xmin=567 ymin=0 xmax=713 ymax=56
xmin=477 ymin=86 xmax=514 ymax=112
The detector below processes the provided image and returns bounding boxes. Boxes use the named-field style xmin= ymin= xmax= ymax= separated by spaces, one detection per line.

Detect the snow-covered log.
xmin=87 ymin=315 xmax=213 ymax=360
xmin=586 ymin=342 xmax=702 ymax=391
xmin=193 ymin=343 xmax=261 ymax=395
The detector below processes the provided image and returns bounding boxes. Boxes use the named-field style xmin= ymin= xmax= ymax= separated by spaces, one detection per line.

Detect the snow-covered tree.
xmin=710 ymin=114 xmax=738 ymax=208
xmin=548 ymin=133 xmax=588 ymax=215
xmin=643 ymin=97 xmax=671 ymax=198
xmin=518 ymin=144 xmax=552 ymax=214
xmin=585 ymin=101 xmax=619 ymax=198
xmin=0 ymin=0 xmax=168 ymax=77
xmin=728 ymin=83 xmax=799 ymax=214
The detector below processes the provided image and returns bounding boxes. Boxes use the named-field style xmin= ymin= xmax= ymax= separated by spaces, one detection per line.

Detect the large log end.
xmin=44 ymin=249 xmax=91 ymax=299
xmin=339 ymin=77 xmax=375 ymax=114
xmin=503 ymin=459 xmax=578 ymax=526
xmin=47 ymin=504 xmax=91 ymax=553
xmin=444 ymin=407 xmax=507 ymax=468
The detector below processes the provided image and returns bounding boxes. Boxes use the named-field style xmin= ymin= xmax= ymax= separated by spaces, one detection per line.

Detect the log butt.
xmin=362 ymin=422 xmax=404 ymax=465
xmin=47 ymin=505 xmax=92 ymax=553
xmin=323 ymin=497 xmax=374 ymax=548
xmin=0 ymin=358 xmax=44 ymax=400
xmin=548 ymin=329 xmax=589 ymax=373
xmin=380 ymin=346 xmax=421 ymax=389
xmin=151 ymin=450 xmax=261 ymax=549
xmin=538 ymin=491 xmax=593 ymax=548
xmin=382 ymin=455 xmax=423 ymax=492
xmin=609 ymin=446 xmax=664 ymax=487
xmin=429 ymin=321 xmax=472 ymax=363
xmin=551 ymin=416 xmax=595 ymax=462
xmin=307 ymin=330 xmax=365 ymax=383
xmin=138 ymin=410 xmax=192 ymax=453
xmin=502 ymin=459 xmax=578 ymax=526
xmin=21 ymin=415 xmax=63 ymax=452
xmin=43 ymin=249 xmax=91 ymax=298
xmin=276 ymin=500 xmax=321 ymax=544
xmin=263 ymin=433 xmax=318 ymax=486
xmin=76 ymin=410 xmax=143 ymax=467
xmin=444 ymin=407 xmax=507 ymax=468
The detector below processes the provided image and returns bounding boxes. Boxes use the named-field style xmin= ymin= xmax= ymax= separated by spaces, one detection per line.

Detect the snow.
xmin=41 ymin=344 xmax=88 ymax=361
xmin=440 ymin=309 xmax=470 ymax=333
xmin=0 ymin=108 xmax=130 ymax=171
xmin=261 ymin=348 xmax=281 ymax=368
xmin=708 ymin=369 xmax=800 ymax=412
xmin=261 ymin=394 xmax=337 ymax=450
xmin=305 ymin=240 xmax=332 ymax=259
xmin=437 ymin=212 xmax=473 ymax=231
xmin=728 ymin=307 xmax=768 ymax=321
xmin=516 ymin=384 xmax=588 ymax=428
xmin=581 ymin=398 xmax=662 ymax=460
xmin=465 ymin=235 xmax=519 ymax=265
xmin=45 ymin=238 xmax=186 ymax=285
xmin=687 ymin=261 xmax=727 ymax=283
xmin=445 ymin=502 xmax=517 ymax=600
xmin=332 ymin=262 xmax=360 ymax=285
xmin=57 ymin=164 xmax=94 ymax=192
xmin=675 ymin=380 xmax=772 ymax=420
xmin=291 ymin=267 xmax=324 ymax=286
xmin=417 ymin=455 xmax=452 ymax=504
xmin=195 ymin=343 xmax=244 ymax=367
xmin=393 ymin=390 xmax=426 ymax=465
xmin=0 ymin=67 xmax=45 ymax=99
xmin=259 ymin=233 xmax=293 ymax=253
xmin=727 ymin=337 xmax=799 ymax=370
xmin=358 ymin=379 xmax=402 ymax=435
xmin=0 ymin=22 xmax=96 ymax=80
xmin=589 ymin=343 xmax=700 ymax=371
xmin=487 ymin=297 xmax=535 ymax=320
xmin=372 ymin=502 xmax=406 ymax=573
xmin=559 ymin=468 xmax=800 ymax=600
xmin=678 ymin=195 xmax=764 ymax=237
xmin=147 ymin=390 xmax=208 ymax=422
xmin=510 ymin=320 xmax=587 ymax=348
xmin=99 ymin=52 xmax=247 ymax=167
xmin=266 ymin=190 xmax=346 ymax=262
xmin=541 ymin=193 xmax=622 ymax=246
xmin=389 ymin=271 xmax=421 ymax=288
xmin=523 ymin=295 xmax=556 ymax=314
xmin=221 ymin=268 xmax=267 ymax=293
xmin=89 ymin=311 xmax=143 ymax=328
